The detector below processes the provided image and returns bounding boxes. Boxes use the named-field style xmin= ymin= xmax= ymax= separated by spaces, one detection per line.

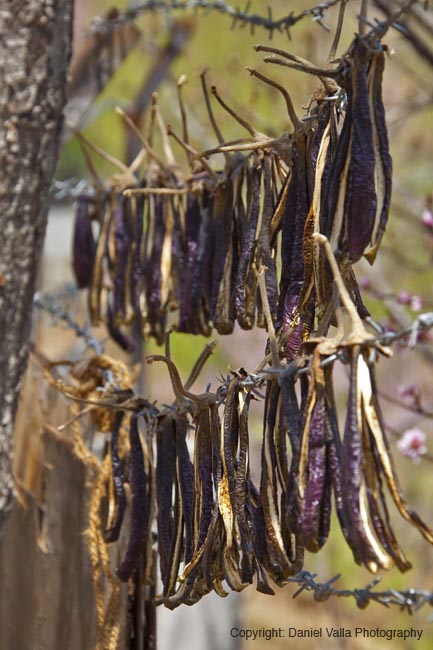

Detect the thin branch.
xmin=379 ymin=391 xmax=433 ymax=418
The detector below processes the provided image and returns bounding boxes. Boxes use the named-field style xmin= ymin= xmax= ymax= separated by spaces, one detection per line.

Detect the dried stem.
xmin=184 ymin=341 xmax=217 ymax=391
xmin=262 ymin=55 xmax=340 ymax=80
xmin=123 ymin=187 xmax=189 ymax=196
xmin=72 ymin=129 xmax=131 ymax=174
xmin=257 ymin=266 xmax=280 ymax=368
xmin=245 ymin=66 xmax=301 ymax=129
xmin=152 ymin=92 xmax=177 ymax=167
xmin=211 ymin=85 xmax=257 ymax=136
xmin=359 ymin=0 xmax=368 ymax=35
xmin=167 ymin=124 xmax=218 ymax=179
xmin=177 ymin=75 xmax=191 ymax=159
xmin=200 ymin=69 xmax=228 ymax=160
xmin=328 ymin=0 xmax=348 ymax=63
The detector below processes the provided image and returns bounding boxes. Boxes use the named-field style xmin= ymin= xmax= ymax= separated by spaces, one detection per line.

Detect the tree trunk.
xmin=0 ymin=0 xmax=74 ymax=528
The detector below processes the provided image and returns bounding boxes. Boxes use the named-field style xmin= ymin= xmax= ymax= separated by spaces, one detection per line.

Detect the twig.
xmin=379 ymin=391 xmax=433 ymax=418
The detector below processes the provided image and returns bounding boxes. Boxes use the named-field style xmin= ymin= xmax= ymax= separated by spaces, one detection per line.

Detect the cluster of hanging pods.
xmin=69 ymin=23 xmax=433 ymax=608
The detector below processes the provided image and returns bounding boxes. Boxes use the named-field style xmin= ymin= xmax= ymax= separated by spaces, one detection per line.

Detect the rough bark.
xmin=0 ymin=0 xmax=74 ymax=527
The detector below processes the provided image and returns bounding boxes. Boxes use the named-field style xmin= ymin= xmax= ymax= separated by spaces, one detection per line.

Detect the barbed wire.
xmin=34 ymin=288 xmax=103 ymax=355
xmin=235 ymin=312 xmax=433 ymax=388
xmin=51 ymin=178 xmax=94 ymax=202
xmin=90 ymin=0 xmax=343 ymax=38
xmin=287 ymin=570 xmax=433 ymax=615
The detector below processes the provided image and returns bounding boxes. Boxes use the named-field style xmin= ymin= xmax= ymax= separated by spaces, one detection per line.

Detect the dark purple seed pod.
xmin=345 ymin=41 xmax=377 ymax=263
xmin=298 ymin=391 xmax=331 ymax=552
xmin=367 ymin=357 xmax=433 ymax=546
xmin=178 ymin=196 xmax=202 ymax=332
xmin=364 ymin=49 xmax=392 ymax=264
xmin=193 ymin=407 xmax=215 ymax=550
xmin=112 ymin=194 xmax=132 ymax=321
xmin=156 ymin=414 xmax=177 ymax=591
xmin=324 ymin=363 xmax=368 ymax=565
xmin=321 ymin=97 xmax=351 ymax=244
xmin=185 ymin=190 xmax=213 ymax=336
xmin=117 ymin=414 xmax=148 ymax=582
xmin=209 ymin=182 xmax=235 ymax=334
xmin=106 ymin=302 xmax=134 ymax=352
xmin=236 ymin=393 xmax=254 ymax=584
xmin=276 ymin=169 xmax=298 ymax=323
xmin=130 ymin=194 xmax=145 ymax=329
xmin=175 ymin=415 xmax=195 ymax=564
xmin=340 ymin=349 xmax=390 ymax=571
xmin=72 ymin=195 xmax=96 ymax=289
xmin=256 ymin=155 xmax=278 ymax=327
xmin=259 ymin=380 xmax=293 ymax=582
xmin=234 ymin=160 xmax=262 ymax=329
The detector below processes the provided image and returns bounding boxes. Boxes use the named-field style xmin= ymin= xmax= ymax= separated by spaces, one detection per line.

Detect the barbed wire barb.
xmin=89 ymin=0 xmax=343 ymax=38
xmin=286 ymin=571 xmax=433 ymax=614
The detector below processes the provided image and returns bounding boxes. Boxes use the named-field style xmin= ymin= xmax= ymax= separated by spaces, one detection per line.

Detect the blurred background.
xmin=30 ymin=0 xmax=433 ymax=648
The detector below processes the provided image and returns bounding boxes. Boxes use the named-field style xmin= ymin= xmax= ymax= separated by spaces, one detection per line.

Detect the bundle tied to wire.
xmin=65 ymin=15 xmax=433 ymax=612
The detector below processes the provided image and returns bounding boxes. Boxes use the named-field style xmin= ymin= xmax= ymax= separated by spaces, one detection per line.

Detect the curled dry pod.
xmin=343 ymin=39 xmax=377 ymax=263
xmin=89 ymin=198 xmax=112 ymax=323
xmin=299 ymin=103 xmax=334 ymax=324
xmin=189 ymin=189 xmax=214 ymax=336
xmin=211 ymin=178 xmax=236 ymax=334
xmin=106 ymin=301 xmax=134 ymax=351
xmin=363 ymin=48 xmax=392 ymax=264
xmin=129 ymin=193 xmax=146 ymax=332
xmin=246 ymin=476 xmax=275 ymax=595
xmin=341 ymin=347 xmax=394 ymax=572
xmin=175 ymin=414 xmax=195 ymax=564
xmin=158 ymin=414 xmax=196 ymax=608
xmin=217 ymin=377 xmax=252 ymax=591
xmin=72 ymin=195 xmax=97 ymax=289
xmin=179 ymin=402 xmax=222 ymax=598
xmin=277 ymin=136 xmax=312 ymax=360
xmin=323 ymin=37 xmax=391 ymax=265
xmin=256 ymin=154 xmax=279 ymax=328
xmin=234 ymin=158 xmax=262 ymax=329
xmin=192 ymin=397 xmax=218 ymax=551
xmin=178 ymin=191 xmax=212 ymax=335
xmin=327 ymin=345 xmax=431 ymax=573
xmin=277 ymin=362 xmax=304 ymax=571
xmin=296 ymin=351 xmax=331 ymax=552
xmin=324 ymin=362 xmax=364 ymax=559
xmin=235 ymin=392 xmax=255 ymax=585
xmin=105 ymin=410 xmax=127 ymax=543
xmin=260 ymin=380 xmax=295 ymax=584
xmin=360 ymin=352 xmax=433 ymax=550
xmin=107 ymin=193 xmax=132 ymax=322
xmin=143 ymin=194 xmax=173 ymax=343
xmin=360 ymin=398 xmax=411 ymax=573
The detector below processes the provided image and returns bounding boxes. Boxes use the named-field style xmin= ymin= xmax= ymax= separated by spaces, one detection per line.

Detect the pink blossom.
xmin=422 ymin=209 xmax=433 ymax=228
xmin=398 ymin=384 xmax=419 ymax=400
xmin=410 ymin=295 xmax=424 ymax=312
xmin=359 ymin=277 xmax=371 ymax=290
xmin=397 ymin=428 xmax=427 ymax=463
xmin=398 ymin=290 xmax=411 ymax=305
